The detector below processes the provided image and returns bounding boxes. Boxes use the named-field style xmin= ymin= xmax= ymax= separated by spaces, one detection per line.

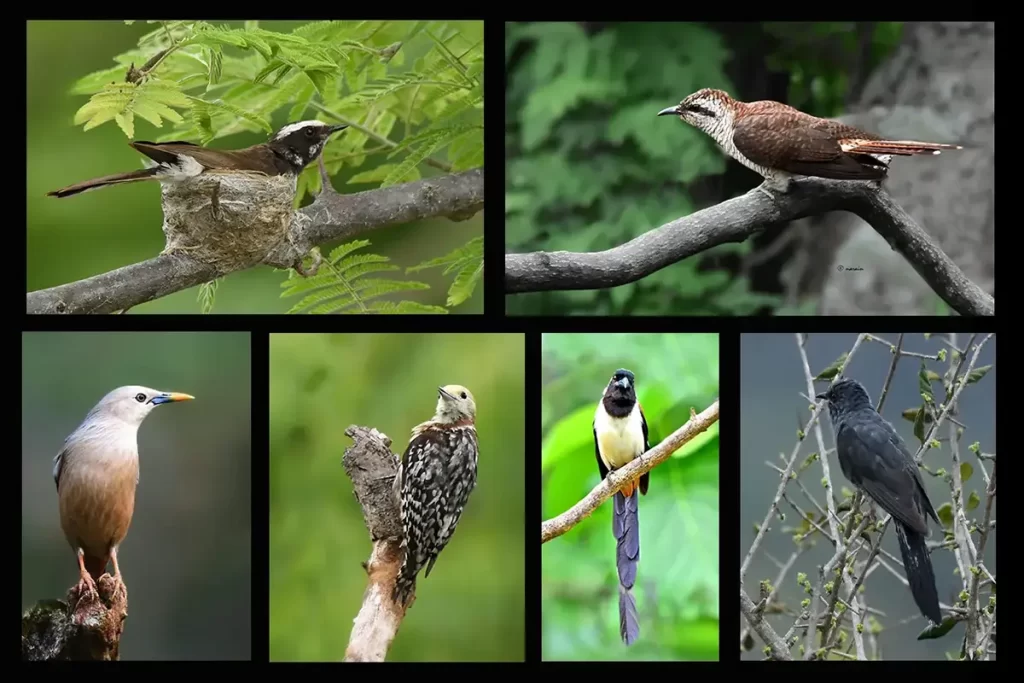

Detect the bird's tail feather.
xmin=47 ymin=167 xmax=162 ymax=198
xmin=613 ymin=489 xmax=640 ymax=644
xmin=894 ymin=521 xmax=942 ymax=624
xmin=843 ymin=139 xmax=963 ymax=156
xmin=392 ymin=543 xmax=417 ymax=607
xmin=618 ymin=584 xmax=640 ymax=646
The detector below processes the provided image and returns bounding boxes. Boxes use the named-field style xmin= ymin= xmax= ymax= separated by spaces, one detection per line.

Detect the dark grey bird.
xmin=816 ymin=377 xmax=942 ymax=624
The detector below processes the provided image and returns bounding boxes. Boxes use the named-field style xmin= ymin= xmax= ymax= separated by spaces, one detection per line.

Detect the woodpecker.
xmin=658 ymin=88 xmax=962 ymax=200
xmin=593 ymin=368 xmax=649 ymax=645
xmin=393 ymin=384 xmax=479 ymax=607
xmin=47 ymin=120 xmax=348 ymax=198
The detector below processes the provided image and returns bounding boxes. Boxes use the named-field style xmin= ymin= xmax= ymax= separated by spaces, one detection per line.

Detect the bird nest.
xmin=158 ymin=171 xmax=308 ymax=272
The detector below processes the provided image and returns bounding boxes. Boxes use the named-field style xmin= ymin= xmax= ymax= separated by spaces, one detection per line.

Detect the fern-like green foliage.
xmin=69 ymin=20 xmax=482 ymax=201
xmin=66 ymin=20 xmax=483 ymax=313
xmin=280 ymin=240 xmax=448 ymax=314
xmin=505 ymin=22 xmax=780 ymax=315
xmin=197 ymin=278 xmax=221 ymax=313
xmin=406 ymin=236 xmax=482 ymax=307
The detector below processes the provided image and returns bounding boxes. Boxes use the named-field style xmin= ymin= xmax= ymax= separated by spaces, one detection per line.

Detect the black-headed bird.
xmin=593 ymin=368 xmax=649 ymax=645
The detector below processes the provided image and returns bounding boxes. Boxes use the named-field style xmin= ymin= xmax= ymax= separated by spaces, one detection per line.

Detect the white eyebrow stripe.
xmin=273 ymin=120 xmax=328 ymax=140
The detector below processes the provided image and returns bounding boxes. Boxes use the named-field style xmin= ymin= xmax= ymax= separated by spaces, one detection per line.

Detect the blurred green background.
xmin=269 ymin=333 xmax=524 ymax=661
xmin=21 ymin=332 xmax=251 ymax=660
xmin=27 ymin=20 xmax=483 ymax=313
xmin=505 ymin=21 xmax=903 ymax=315
xmin=541 ymin=333 xmax=719 ymax=660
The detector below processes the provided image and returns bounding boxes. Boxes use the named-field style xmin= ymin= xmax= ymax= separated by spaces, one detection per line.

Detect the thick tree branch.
xmin=541 ymin=399 xmax=719 ymax=544
xmin=504 ymin=178 xmax=994 ymax=316
xmin=21 ymin=576 xmax=128 ymax=660
xmin=27 ymin=168 xmax=484 ymax=314
xmin=341 ymin=425 xmax=407 ymax=663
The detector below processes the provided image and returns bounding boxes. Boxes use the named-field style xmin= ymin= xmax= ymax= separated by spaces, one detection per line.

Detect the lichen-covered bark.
xmin=21 ymin=575 xmax=128 ymax=661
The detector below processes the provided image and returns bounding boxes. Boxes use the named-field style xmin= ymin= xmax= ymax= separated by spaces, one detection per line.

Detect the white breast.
xmin=594 ymin=403 xmax=645 ymax=470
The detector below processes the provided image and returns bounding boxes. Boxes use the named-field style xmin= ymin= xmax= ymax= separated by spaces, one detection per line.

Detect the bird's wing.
xmin=52 ymin=447 xmax=66 ymax=491
xmin=130 ymin=141 xmax=204 ymax=166
xmin=130 ymin=141 xmax=274 ymax=172
xmin=593 ymin=418 xmax=610 ymax=481
xmin=835 ymin=419 xmax=931 ymax=534
xmin=399 ymin=429 xmax=449 ymax=573
xmin=733 ymin=113 xmax=885 ymax=180
xmin=637 ymin=403 xmax=650 ymax=495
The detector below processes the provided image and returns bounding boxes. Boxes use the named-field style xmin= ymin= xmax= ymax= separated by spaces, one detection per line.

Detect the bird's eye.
xmin=305 ymin=128 xmax=315 ymax=137
xmin=460 ymin=392 xmax=467 ymax=399
xmin=135 ymin=393 xmax=146 ymax=403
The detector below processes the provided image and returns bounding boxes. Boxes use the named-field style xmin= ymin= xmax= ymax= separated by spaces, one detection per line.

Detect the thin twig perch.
xmin=541 ymin=399 xmax=720 ymax=544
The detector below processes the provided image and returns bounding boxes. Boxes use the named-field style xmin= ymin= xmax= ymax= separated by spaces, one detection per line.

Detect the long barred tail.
xmin=843 ymin=139 xmax=963 ymax=156
xmin=613 ymin=489 xmax=640 ymax=645
xmin=894 ymin=520 xmax=942 ymax=624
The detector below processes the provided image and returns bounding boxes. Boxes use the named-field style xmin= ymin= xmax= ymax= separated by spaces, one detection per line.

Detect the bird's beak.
xmin=657 ymin=105 xmax=680 ymax=117
xmin=815 ymin=392 xmax=828 ymax=401
xmin=328 ymin=124 xmax=348 ymax=135
xmin=150 ymin=392 xmax=195 ymax=405
xmin=615 ymin=377 xmax=630 ymax=390
xmin=438 ymin=386 xmax=456 ymax=401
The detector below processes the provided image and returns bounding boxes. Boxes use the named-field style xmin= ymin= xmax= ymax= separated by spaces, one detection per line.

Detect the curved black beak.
xmin=328 ymin=124 xmax=349 ymax=135
xmin=657 ymin=105 xmax=680 ymax=117
xmin=815 ymin=392 xmax=828 ymax=400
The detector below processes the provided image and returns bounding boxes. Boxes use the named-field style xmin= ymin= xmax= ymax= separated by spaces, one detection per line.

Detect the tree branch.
xmin=21 ymin=576 xmax=128 ymax=660
xmin=504 ymin=178 xmax=994 ymax=317
xmin=27 ymin=167 xmax=484 ymax=314
xmin=340 ymin=425 xmax=407 ymax=663
xmin=541 ymin=399 xmax=719 ymax=544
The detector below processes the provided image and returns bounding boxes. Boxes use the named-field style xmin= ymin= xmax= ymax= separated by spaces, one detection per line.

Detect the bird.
xmin=816 ymin=377 xmax=943 ymax=625
xmin=46 ymin=120 xmax=348 ymax=198
xmin=392 ymin=384 xmax=479 ymax=607
xmin=658 ymin=88 xmax=962 ymax=200
xmin=593 ymin=368 xmax=650 ymax=645
xmin=53 ymin=385 xmax=194 ymax=601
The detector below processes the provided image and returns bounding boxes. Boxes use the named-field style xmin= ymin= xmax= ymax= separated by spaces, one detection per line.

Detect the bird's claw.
xmin=71 ymin=575 xmax=100 ymax=609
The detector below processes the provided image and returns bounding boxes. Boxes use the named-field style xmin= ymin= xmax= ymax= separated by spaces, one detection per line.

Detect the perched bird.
xmin=816 ymin=377 xmax=942 ymax=624
xmin=593 ymin=369 xmax=650 ymax=645
xmin=658 ymin=88 xmax=962 ymax=199
xmin=393 ymin=385 xmax=479 ymax=607
xmin=47 ymin=120 xmax=348 ymax=198
xmin=53 ymin=385 xmax=194 ymax=599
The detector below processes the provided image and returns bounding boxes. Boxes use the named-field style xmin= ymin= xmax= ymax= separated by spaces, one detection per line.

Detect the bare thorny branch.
xmin=740 ymin=333 xmax=996 ymax=661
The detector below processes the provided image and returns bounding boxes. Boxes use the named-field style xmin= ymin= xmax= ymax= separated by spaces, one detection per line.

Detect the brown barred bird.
xmin=593 ymin=369 xmax=649 ymax=645
xmin=392 ymin=385 xmax=479 ymax=607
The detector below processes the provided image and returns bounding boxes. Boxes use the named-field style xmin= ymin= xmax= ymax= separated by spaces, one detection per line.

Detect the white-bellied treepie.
xmin=593 ymin=368 xmax=649 ymax=645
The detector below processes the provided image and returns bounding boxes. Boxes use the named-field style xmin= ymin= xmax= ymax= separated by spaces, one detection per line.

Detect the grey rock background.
xmin=791 ymin=22 xmax=994 ymax=315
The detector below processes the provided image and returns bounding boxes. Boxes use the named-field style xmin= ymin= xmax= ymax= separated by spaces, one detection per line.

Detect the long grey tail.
xmin=894 ymin=520 xmax=942 ymax=624
xmin=47 ymin=167 xmax=162 ymax=198
xmin=613 ymin=489 xmax=640 ymax=645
